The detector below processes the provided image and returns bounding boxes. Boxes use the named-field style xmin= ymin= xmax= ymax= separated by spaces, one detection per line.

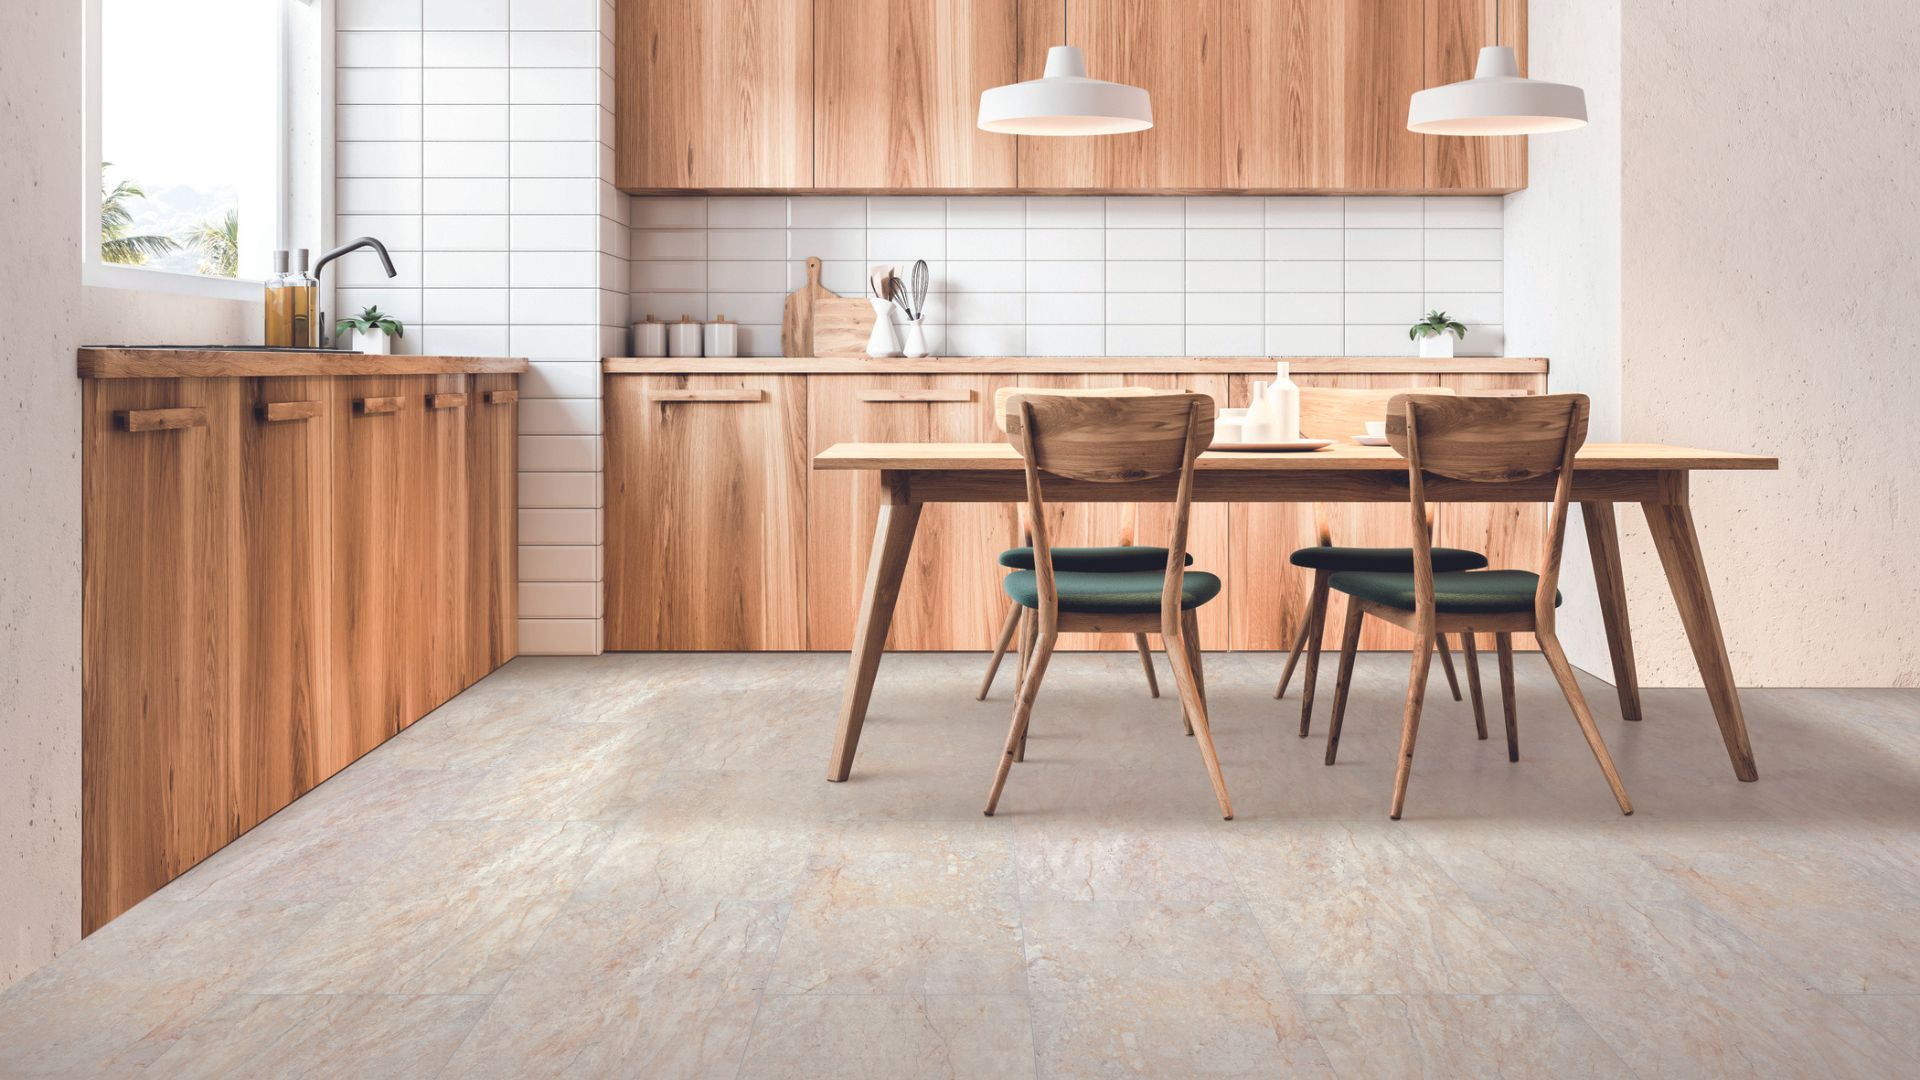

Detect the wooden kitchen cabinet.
xmin=1221 ymin=0 xmax=1424 ymax=190
xmin=468 ymin=376 xmax=519 ymax=683
xmin=1015 ymin=0 xmax=1224 ymax=190
xmin=417 ymin=375 xmax=473 ymax=715
xmin=815 ymin=0 xmax=1019 ymax=188
xmin=329 ymin=376 xmax=418 ymax=755
xmin=82 ymin=377 xmax=240 ymax=934
xmin=605 ymin=375 xmax=811 ymax=649
xmin=615 ymin=0 xmax=814 ymax=189
xmin=1424 ymin=0 xmax=1527 ymax=191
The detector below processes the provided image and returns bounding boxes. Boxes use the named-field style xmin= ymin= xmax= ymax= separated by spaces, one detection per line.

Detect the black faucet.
xmin=313 ymin=237 xmax=397 ymax=348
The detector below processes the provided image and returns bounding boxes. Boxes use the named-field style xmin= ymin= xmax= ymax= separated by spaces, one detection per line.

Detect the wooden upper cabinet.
xmin=1423 ymin=0 xmax=1527 ymax=191
xmin=1015 ymin=0 xmax=1223 ymax=190
xmin=1221 ymin=0 xmax=1423 ymax=190
xmin=616 ymin=0 xmax=814 ymax=189
xmin=816 ymin=0 xmax=1019 ymax=188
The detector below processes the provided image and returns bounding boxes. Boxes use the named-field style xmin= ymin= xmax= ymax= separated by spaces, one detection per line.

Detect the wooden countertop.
xmin=603 ymin=356 xmax=1548 ymax=375
xmin=815 ymin=441 xmax=1780 ymax=473
xmin=78 ymin=347 xmax=528 ymax=378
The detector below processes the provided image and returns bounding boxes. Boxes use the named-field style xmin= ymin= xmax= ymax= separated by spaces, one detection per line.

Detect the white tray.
xmin=1210 ymin=439 xmax=1334 ymax=453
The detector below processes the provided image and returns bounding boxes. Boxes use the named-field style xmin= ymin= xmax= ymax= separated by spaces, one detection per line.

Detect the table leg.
xmin=1640 ymin=494 xmax=1759 ymax=782
xmin=827 ymin=476 xmax=922 ymax=782
xmin=1581 ymin=501 xmax=1643 ymax=722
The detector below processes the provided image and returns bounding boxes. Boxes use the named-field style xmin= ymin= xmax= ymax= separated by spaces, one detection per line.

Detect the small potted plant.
xmin=1408 ymin=309 xmax=1467 ymax=358
xmin=336 ymin=305 xmax=404 ymax=355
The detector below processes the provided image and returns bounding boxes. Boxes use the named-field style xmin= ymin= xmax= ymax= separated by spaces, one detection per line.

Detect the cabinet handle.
xmin=651 ymin=389 xmax=764 ymax=403
xmin=354 ymin=396 xmax=407 ymax=415
xmin=427 ymin=392 xmax=469 ymax=410
xmin=484 ymin=389 xmax=519 ymax=405
xmin=115 ymin=407 xmax=207 ymax=432
xmin=858 ymin=389 xmax=974 ymax=403
xmin=258 ymin=400 xmax=324 ymax=423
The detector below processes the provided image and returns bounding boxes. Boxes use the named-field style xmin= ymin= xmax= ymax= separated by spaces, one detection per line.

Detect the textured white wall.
xmin=1504 ymin=0 xmax=1622 ymax=676
xmin=0 ymin=1 xmax=258 ymax=990
xmin=1620 ymin=0 xmax=1920 ymax=686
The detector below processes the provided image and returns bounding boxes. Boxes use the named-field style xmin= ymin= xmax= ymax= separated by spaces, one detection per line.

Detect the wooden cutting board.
xmin=811 ymin=296 xmax=879 ymax=358
xmin=781 ymin=256 xmax=838 ymax=357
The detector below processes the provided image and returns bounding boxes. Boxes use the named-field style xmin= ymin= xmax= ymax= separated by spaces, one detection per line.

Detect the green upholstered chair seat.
xmin=998 ymin=545 xmax=1190 ymax=572
xmin=1003 ymin=569 xmax=1222 ymax=614
xmin=1290 ymin=545 xmax=1488 ymax=573
xmin=1329 ymin=569 xmax=1560 ymax=614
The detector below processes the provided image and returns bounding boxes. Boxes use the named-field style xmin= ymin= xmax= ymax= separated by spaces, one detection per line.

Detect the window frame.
xmin=81 ymin=0 xmax=299 ymax=301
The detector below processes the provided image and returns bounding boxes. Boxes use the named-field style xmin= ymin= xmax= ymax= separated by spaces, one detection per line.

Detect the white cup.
xmin=1213 ymin=418 xmax=1245 ymax=446
xmin=1365 ymin=420 xmax=1387 ymax=438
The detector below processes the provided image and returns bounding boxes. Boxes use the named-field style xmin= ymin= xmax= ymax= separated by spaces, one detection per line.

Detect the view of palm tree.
xmin=99 ymin=163 xmax=179 ymax=266
xmin=182 ymin=208 xmax=240 ymax=278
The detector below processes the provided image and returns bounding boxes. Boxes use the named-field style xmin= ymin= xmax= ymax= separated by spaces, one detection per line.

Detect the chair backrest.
xmin=1386 ymin=393 xmax=1590 ymax=630
xmin=990 ymin=384 xmax=1163 ymax=434
xmin=1001 ymin=391 xmax=1215 ymax=634
xmin=1298 ymin=385 xmax=1455 ymax=440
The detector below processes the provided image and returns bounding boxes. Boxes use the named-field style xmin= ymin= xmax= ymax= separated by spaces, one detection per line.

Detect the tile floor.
xmin=2 ymin=651 xmax=1918 ymax=1078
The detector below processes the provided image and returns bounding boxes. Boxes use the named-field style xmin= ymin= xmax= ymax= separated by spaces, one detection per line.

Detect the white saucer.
xmin=1211 ymin=439 xmax=1334 ymax=453
xmin=1352 ymin=435 xmax=1391 ymax=446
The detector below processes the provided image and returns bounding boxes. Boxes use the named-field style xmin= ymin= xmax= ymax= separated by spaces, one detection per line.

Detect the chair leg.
xmin=986 ymin=631 xmax=1057 ymax=816
xmin=1496 ymin=632 xmax=1519 ymax=762
xmin=1324 ymin=600 xmax=1366 ymax=766
xmin=1297 ymin=570 xmax=1333 ymax=738
xmin=1166 ymin=618 xmax=1233 ymax=820
xmin=1388 ymin=631 xmax=1436 ymax=820
xmin=977 ymin=603 xmax=1023 ymax=701
xmin=1538 ymin=632 xmax=1634 ymax=816
xmin=1435 ymin=633 xmax=1463 ymax=701
xmin=1014 ymin=609 xmax=1036 ymax=761
xmin=1273 ymin=603 xmax=1314 ymax=700
xmin=1182 ymin=610 xmax=1207 ymax=715
xmin=1462 ymin=634 xmax=1487 ymax=739
xmin=1132 ymin=633 xmax=1161 ymax=699
xmin=1165 ymin=634 xmax=1194 ymax=736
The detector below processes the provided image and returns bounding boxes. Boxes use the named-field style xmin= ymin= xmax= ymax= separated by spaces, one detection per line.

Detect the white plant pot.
xmin=1418 ymin=333 xmax=1456 ymax=358
xmin=351 ymin=328 xmax=391 ymax=355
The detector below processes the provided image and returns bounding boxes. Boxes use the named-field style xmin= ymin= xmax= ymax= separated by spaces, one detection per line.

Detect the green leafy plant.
xmin=182 ymin=208 xmax=240 ymax=278
xmin=1408 ymin=309 xmax=1468 ymax=341
xmin=99 ymin=163 xmax=180 ymax=266
xmin=335 ymin=305 xmax=404 ymax=339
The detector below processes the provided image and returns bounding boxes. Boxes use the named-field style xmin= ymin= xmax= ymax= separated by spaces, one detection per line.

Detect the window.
xmin=86 ymin=0 xmax=291 ymax=295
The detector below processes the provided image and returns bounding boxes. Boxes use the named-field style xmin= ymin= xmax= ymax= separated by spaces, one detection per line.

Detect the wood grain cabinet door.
xmin=467 ymin=376 xmax=519 ymax=683
xmin=82 ymin=376 xmax=241 ymax=934
xmin=328 ymin=376 xmax=415 ymax=758
xmin=231 ymin=377 xmax=334 ymax=834
xmin=616 ymin=0 xmax=814 ymax=189
xmin=1015 ymin=0 xmax=1224 ymax=190
xmin=806 ymin=375 xmax=1012 ymax=650
xmin=415 ymin=376 xmax=473 ymax=715
xmin=815 ymin=0 xmax=1019 ymax=188
xmin=1423 ymin=0 xmax=1527 ymax=191
xmin=606 ymin=375 xmax=810 ymax=649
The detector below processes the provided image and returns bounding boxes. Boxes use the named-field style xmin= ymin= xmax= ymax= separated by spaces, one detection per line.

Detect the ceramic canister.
xmin=631 ymin=318 xmax=667 ymax=357
xmin=667 ymin=315 xmax=704 ymax=358
xmin=703 ymin=315 xmax=739 ymax=358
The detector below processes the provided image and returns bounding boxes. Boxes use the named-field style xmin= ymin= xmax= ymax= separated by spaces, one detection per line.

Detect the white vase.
xmin=1266 ymin=361 xmax=1301 ymax=440
xmin=865 ymin=298 xmax=900 ymax=358
xmin=902 ymin=318 xmax=929 ymax=358
xmin=351 ymin=328 xmax=390 ymax=355
xmin=1418 ymin=332 xmax=1456 ymax=358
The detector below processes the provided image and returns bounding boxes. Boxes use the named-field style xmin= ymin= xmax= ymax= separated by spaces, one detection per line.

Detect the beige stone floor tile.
xmin=0 ymin=899 xmax=326 ymax=1077
xmin=441 ymin=893 xmax=784 ymax=1078
xmin=249 ymin=821 xmax=609 ymax=996
xmin=437 ymin=722 xmax=660 ymax=823
xmin=1220 ymin=821 xmax=1549 ymax=995
xmin=768 ymin=821 xmax=1026 ymax=997
xmin=1007 ymin=768 xmax=1242 ymax=908
xmin=1831 ymin=994 xmax=1920 ymax=1066
xmin=1021 ymin=898 xmax=1335 ymax=1079
xmin=736 ymin=994 xmax=1036 ymax=1080
xmin=136 ymin=993 xmax=488 ymax=1080
xmin=1299 ymin=994 xmax=1632 ymax=1079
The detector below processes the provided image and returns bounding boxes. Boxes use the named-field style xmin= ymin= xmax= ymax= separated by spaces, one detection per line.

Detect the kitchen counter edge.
xmin=601 ymin=356 xmax=1548 ymax=375
xmin=79 ymin=348 xmax=529 ymax=379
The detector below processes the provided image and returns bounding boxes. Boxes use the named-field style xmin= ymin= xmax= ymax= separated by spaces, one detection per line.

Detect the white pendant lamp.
xmin=977 ymin=45 xmax=1152 ymax=136
xmin=1408 ymin=45 xmax=1586 ymax=135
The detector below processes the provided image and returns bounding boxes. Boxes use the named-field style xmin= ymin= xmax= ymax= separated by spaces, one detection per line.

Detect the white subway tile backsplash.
xmin=338 ymin=68 xmax=422 ymax=105
xmin=519 ymin=399 xmax=601 ymax=437
xmin=337 ymin=141 xmax=423 ymax=178
xmin=1266 ymin=325 xmax=1345 ymax=355
xmin=424 ymin=68 xmax=508 ymax=104
xmin=1024 ymin=196 xmax=1103 ymax=228
xmin=947 ymin=229 xmax=1023 ymax=260
xmin=1026 ymin=324 xmax=1105 ymax=356
xmin=510 ymin=288 xmax=601 ymax=324
xmin=1264 ymin=293 xmax=1344 ymax=324
xmin=425 ymin=0 xmax=506 ymax=30
xmin=1186 ymin=293 xmax=1262 ymax=325
xmin=513 ymin=325 xmax=602 ymax=358
xmin=510 ymin=104 xmax=600 ymax=141
xmin=1424 ymin=196 xmax=1503 ymax=228
xmin=506 ymin=139 xmax=597 ymax=177
xmin=1106 ymin=293 xmax=1185 ymax=324
xmin=339 ymin=31 xmax=422 ymax=68
xmin=339 ymin=0 xmax=420 ymax=31
xmin=1185 ymin=325 xmax=1262 ymax=356
xmin=511 ymin=177 xmax=597 ymax=214
xmin=1025 ymin=293 xmax=1103 ymax=326
xmin=423 ymin=214 xmax=508 ymax=251
xmin=337 ymin=104 xmax=422 ymax=141
xmin=1264 ymin=260 xmax=1342 ymax=291
xmin=511 ymin=251 xmax=598 ymax=287
xmin=423 ymin=31 xmax=508 ymax=67
xmin=510 ymin=68 xmax=598 ymax=104
xmin=713 ymin=229 xmax=793 ymax=260
xmin=787 ymin=197 xmax=863 ymax=228
xmin=424 ymin=251 xmax=507 ymax=287
xmin=1343 ymin=197 xmax=1423 ymax=228
xmin=942 ymin=260 xmax=1025 ymax=292
xmin=1265 ymin=196 xmax=1344 ymax=228
xmin=510 ymin=31 xmax=599 ymax=67
xmin=338 ymin=214 xmax=423 ymax=251
xmin=337 ymin=288 xmax=421 ymax=325
xmin=418 ymin=325 xmax=509 ymax=355
xmin=631 ymin=230 xmax=707 ymax=259
xmin=870 ymin=228 xmax=944 ymax=260
xmin=423 ymin=103 xmax=507 ymax=140
xmin=945 ymin=293 xmax=1025 ymax=325
xmin=1423 ymin=228 xmax=1502 ymax=260
xmin=1106 ymin=230 xmax=1183 ymax=261
xmin=705 ymin=292 xmax=787 ymax=325
xmin=1105 ymin=197 xmax=1183 ymax=227
xmin=424 ymin=288 xmax=508 ymax=323
xmin=1345 ymin=261 xmax=1424 ymax=292
xmin=1345 ymin=229 xmax=1423 ymax=260
xmin=1344 ymin=325 xmax=1420 ymax=356
xmin=1264 ymin=229 xmax=1343 ymax=260
xmin=943 ymin=325 xmax=1025 ymax=355
xmin=424 ymin=141 xmax=508 ymax=177
xmin=630 ymin=197 xmax=708 ymax=228
xmin=517 ymin=618 xmax=600 ymax=655
xmin=337 ymin=177 xmax=422 ymax=214
xmin=1106 ymin=261 xmax=1182 ymax=292
xmin=1025 ymin=260 xmax=1102 ymax=292
xmin=519 ymin=506 xmax=601 ymax=545
xmin=1423 ymin=292 xmax=1502 ymax=324
xmin=1344 ymin=293 xmax=1424 ymax=324
xmin=519 ymin=545 xmax=601 ymax=582
xmin=1022 ymin=228 xmax=1101 ymax=260
xmin=867 ymin=196 xmax=945 ymax=228
xmin=1185 ymin=261 xmax=1261 ymax=293
xmin=1185 ymin=197 xmax=1263 ymax=228
xmin=1110 ymin=325 xmax=1183 ymax=354
xmin=337 ymin=249 xmax=421 ymax=288
xmin=510 ymin=0 xmax=599 ymax=31
xmin=706 ymin=261 xmax=787 ymax=292
xmin=519 ymin=581 xmax=602 ymax=619
xmin=510 ymin=215 xmax=598 ymax=251
xmin=1424 ymin=261 xmax=1502 ymax=292
xmin=423 ymin=177 xmax=507 ymax=214
xmin=1184 ymin=229 xmax=1262 ymax=260
xmin=946 ymin=196 xmax=1023 ymax=228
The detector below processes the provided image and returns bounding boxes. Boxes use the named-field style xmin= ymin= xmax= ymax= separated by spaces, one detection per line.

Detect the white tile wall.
xmin=336 ymin=0 xmax=613 ymax=654
xmin=628 ymin=195 xmax=1505 ymax=358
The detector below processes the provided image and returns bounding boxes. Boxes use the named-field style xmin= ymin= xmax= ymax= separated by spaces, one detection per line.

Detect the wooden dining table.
xmin=814 ymin=440 xmax=1779 ymax=785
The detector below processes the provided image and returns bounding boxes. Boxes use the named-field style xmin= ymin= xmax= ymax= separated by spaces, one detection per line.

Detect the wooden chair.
xmin=985 ymin=390 xmax=1232 ymax=819
xmin=1320 ymin=393 xmax=1632 ymax=819
xmin=1273 ymin=386 xmax=1490 ymax=740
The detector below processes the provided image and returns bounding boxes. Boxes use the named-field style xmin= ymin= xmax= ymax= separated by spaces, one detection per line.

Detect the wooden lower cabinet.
xmin=83 ymin=371 xmax=518 ymax=934
xmin=605 ymin=374 xmax=810 ymax=650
